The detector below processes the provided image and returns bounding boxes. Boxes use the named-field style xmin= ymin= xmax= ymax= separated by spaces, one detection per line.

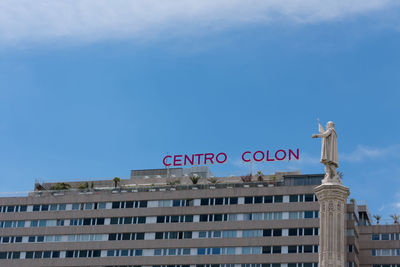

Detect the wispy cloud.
xmin=0 ymin=0 xmax=397 ymax=45
xmin=341 ymin=144 xmax=400 ymax=163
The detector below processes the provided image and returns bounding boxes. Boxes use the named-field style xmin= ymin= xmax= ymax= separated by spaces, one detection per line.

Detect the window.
xmin=274 ymin=195 xmax=283 ymax=203
xmin=304 ymin=211 xmax=313 ymax=218
xmin=264 ymin=196 xmax=273 ymax=203
xmin=272 ymin=246 xmax=281 ymax=254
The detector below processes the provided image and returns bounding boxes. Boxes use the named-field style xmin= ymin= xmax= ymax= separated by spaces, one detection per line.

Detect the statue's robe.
xmin=319 ymin=128 xmax=338 ymax=167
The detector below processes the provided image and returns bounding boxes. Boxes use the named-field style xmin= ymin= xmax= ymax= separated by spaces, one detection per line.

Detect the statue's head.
xmin=326 ymin=121 xmax=335 ymax=129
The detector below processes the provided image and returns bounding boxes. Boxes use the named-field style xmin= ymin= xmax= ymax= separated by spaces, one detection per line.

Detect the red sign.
xmin=163 ymin=148 xmax=299 ymax=167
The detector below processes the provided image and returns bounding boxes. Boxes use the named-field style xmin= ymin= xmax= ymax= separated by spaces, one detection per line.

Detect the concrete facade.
xmin=0 ymin=170 xmax=399 ymax=267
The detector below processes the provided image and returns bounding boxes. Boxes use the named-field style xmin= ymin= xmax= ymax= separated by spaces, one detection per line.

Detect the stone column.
xmin=315 ymin=183 xmax=349 ymax=267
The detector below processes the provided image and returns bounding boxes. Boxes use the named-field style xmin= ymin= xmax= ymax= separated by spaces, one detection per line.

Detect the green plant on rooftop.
xmin=113 ymin=177 xmax=121 ymax=188
xmin=167 ymin=179 xmax=181 ymax=186
xmin=390 ymin=214 xmax=399 ymax=224
xmin=373 ymin=215 xmax=381 ymax=225
xmin=189 ymin=175 xmax=200 ymax=184
xmin=241 ymin=174 xmax=252 ymax=182
xmin=50 ymin=183 xmax=71 ymax=191
xmin=78 ymin=182 xmax=89 ymax=190
xmin=207 ymin=178 xmax=219 ymax=184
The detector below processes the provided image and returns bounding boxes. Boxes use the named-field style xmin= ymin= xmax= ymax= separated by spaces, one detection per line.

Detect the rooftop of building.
xmin=26 ymin=167 xmax=328 ymax=197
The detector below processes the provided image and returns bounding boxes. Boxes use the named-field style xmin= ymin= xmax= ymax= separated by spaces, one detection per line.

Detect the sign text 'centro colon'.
xmin=163 ymin=148 xmax=300 ymax=167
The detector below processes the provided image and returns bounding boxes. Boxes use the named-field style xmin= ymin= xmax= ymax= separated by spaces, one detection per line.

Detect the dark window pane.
xmin=37 ymin=236 xmax=44 ymax=242
xmin=288 ymin=246 xmax=297 ymax=253
xmin=157 ymin=216 xmax=165 ymax=223
xmin=304 ymin=245 xmax=313 ymax=253
xmin=272 ymin=246 xmax=281 ymax=254
xmin=305 ymin=211 xmax=313 ymax=218
xmin=41 ymin=205 xmax=49 ymax=211
xmin=124 ymin=217 xmax=132 ymax=224
xmin=173 ymin=200 xmax=181 ymax=207
xmin=93 ymin=250 xmax=101 ymax=257
xmin=201 ymin=198 xmax=209 ymax=205
xmin=185 ymin=215 xmax=193 ymax=222
xmin=274 ymin=195 xmax=283 ymax=203
xmin=34 ymin=251 xmax=43 ymax=259
xmin=289 ymin=195 xmax=298 ymax=202
xmin=200 ymin=214 xmax=208 ymax=222
xmin=43 ymin=251 xmax=51 ymax=258
xmin=254 ymin=196 xmax=263 ymax=203
xmin=305 ymin=194 xmax=314 ymax=202
xmin=171 ymin=216 xmax=179 ymax=223
xmin=184 ymin=231 xmax=192 ymax=238
xmin=214 ymin=214 xmax=223 ymax=221
xmin=372 ymin=234 xmax=379 ymax=240
xmin=126 ymin=201 xmax=134 ymax=208
xmin=304 ymin=228 xmax=313 ymax=235
xmin=289 ymin=228 xmax=297 ymax=236
xmin=139 ymin=201 xmax=147 ymax=208
xmin=19 ymin=205 xmax=27 ymax=212
xmin=215 ymin=198 xmax=223 ymax=205
xmin=83 ymin=218 xmax=91 ymax=225
xmin=110 ymin=217 xmax=118 ymax=224
xmin=136 ymin=233 xmax=144 ymax=240
xmin=25 ymin=252 xmax=33 ymax=258
xmin=33 ymin=205 xmax=40 ymax=211
xmin=109 ymin=234 xmax=116 ymax=240
xmin=15 ymin=236 xmax=22 ymax=242
xmin=137 ymin=217 xmax=146 ymax=224
xmin=66 ymin=251 xmax=74 ymax=258
xmin=52 ymin=251 xmax=60 ymax=258
xmin=6 ymin=206 xmax=15 ymax=212
xmin=273 ymin=229 xmax=282 ymax=236
xmin=263 ymin=229 xmax=272 ymax=236
xmin=28 ymin=236 xmax=35 ymax=242
xmin=264 ymin=196 xmax=273 ymax=203
xmin=230 ymin=197 xmax=238 ymax=204
xmin=244 ymin=197 xmax=253 ymax=204
xmin=262 ymin=246 xmax=271 ymax=254
xmin=79 ymin=250 xmax=88 ymax=258
xmin=155 ymin=232 xmax=163 ymax=239
xmin=382 ymin=234 xmax=390 ymax=240
xmin=122 ymin=233 xmax=130 ymax=240
xmin=97 ymin=218 xmax=104 ymax=225
xmin=112 ymin=202 xmax=120 ymax=209
xmin=12 ymin=252 xmax=20 ymax=259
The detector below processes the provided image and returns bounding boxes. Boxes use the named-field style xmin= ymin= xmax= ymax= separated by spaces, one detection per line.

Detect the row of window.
xmin=372 ymin=265 xmax=400 ymax=267
xmin=157 ymin=215 xmax=194 ymax=223
xmin=372 ymin=249 xmax=400 ymax=256
xmin=0 ymin=211 xmax=319 ymax=228
xmin=112 ymin=201 xmax=148 ymax=209
xmin=0 ymin=247 xmax=319 ymax=259
xmin=371 ymin=233 xmax=400 ymax=240
xmin=0 ymin=194 xmax=318 ymax=214
xmin=109 ymin=233 xmax=145 ymax=241
xmin=0 ymin=227 xmax=320 ymax=244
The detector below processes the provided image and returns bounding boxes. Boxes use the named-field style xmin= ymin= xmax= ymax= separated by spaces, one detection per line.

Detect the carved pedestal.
xmin=314 ymin=183 xmax=350 ymax=267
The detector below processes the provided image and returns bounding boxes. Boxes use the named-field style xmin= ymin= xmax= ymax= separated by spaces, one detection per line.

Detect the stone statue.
xmin=312 ymin=120 xmax=340 ymax=183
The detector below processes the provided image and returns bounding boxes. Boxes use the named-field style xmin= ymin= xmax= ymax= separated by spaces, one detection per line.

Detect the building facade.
xmin=0 ymin=168 xmax=399 ymax=267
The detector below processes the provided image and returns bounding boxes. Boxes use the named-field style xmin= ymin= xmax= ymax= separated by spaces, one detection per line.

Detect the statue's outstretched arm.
xmin=318 ymin=121 xmax=324 ymax=134
xmin=318 ymin=128 xmax=332 ymax=138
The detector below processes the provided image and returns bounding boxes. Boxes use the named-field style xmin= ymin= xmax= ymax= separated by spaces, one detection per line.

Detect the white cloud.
xmin=341 ymin=144 xmax=400 ymax=163
xmin=0 ymin=0 xmax=397 ymax=45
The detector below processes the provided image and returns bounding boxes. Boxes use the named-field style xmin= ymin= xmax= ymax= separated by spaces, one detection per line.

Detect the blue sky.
xmin=1 ymin=1 xmax=400 ymax=222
